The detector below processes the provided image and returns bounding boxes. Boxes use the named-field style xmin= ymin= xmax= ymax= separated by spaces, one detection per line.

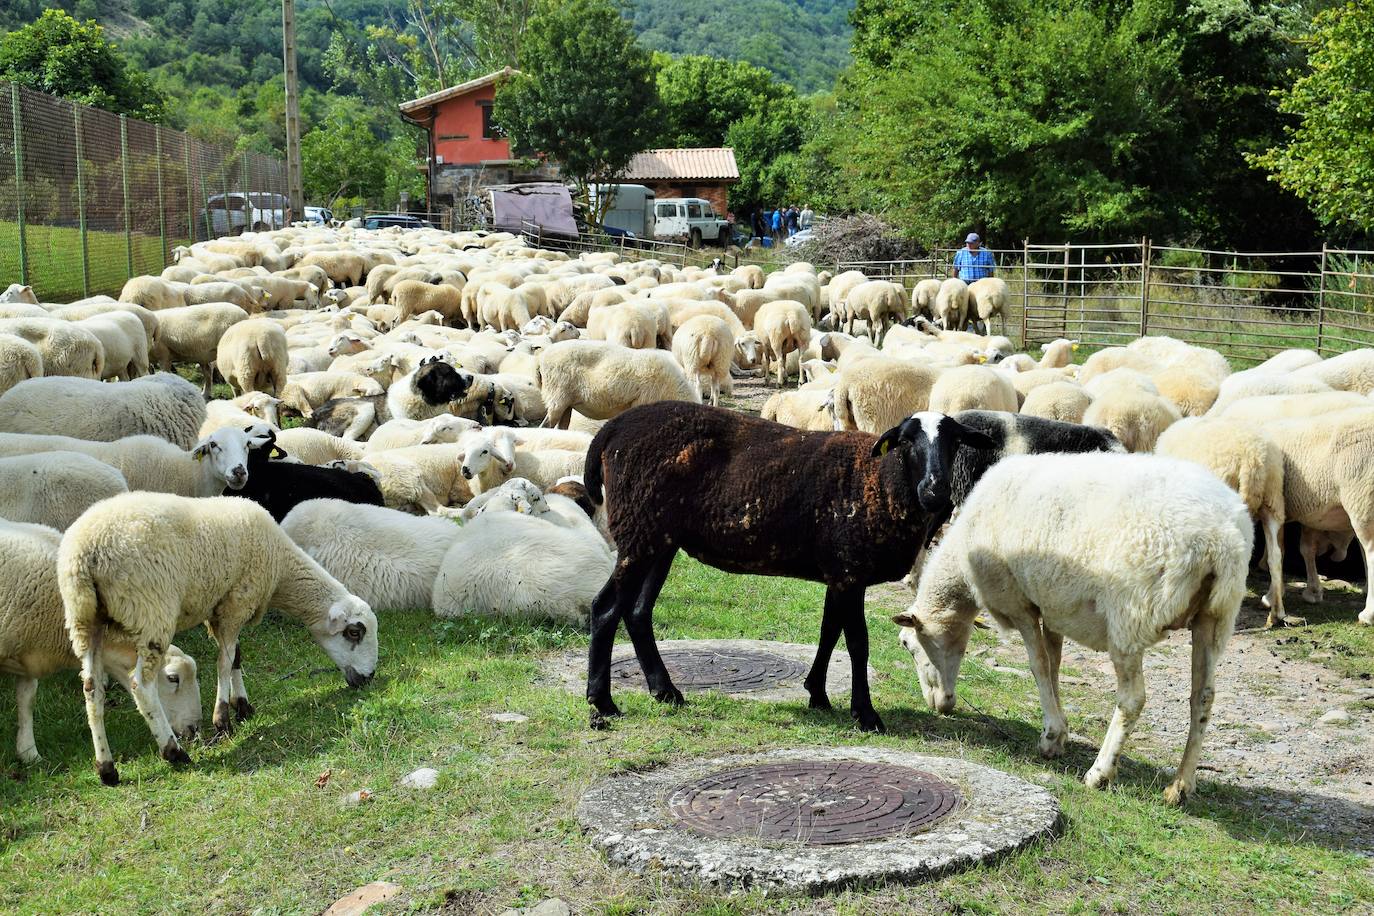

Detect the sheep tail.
xmin=60 ymin=550 xmax=100 ymax=655
xmin=584 ymin=425 xmax=610 ymax=506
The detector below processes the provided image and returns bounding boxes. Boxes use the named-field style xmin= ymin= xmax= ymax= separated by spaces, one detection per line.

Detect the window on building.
xmin=479 ymin=100 xmax=501 ymax=140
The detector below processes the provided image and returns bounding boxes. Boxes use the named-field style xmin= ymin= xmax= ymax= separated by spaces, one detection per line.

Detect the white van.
xmin=199 ymin=192 xmax=291 ymax=237
xmin=653 ymin=198 xmax=731 ymax=247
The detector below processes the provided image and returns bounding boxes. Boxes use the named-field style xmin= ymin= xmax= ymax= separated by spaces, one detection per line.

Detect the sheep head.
xmin=311 ymin=595 xmax=378 ymax=689
xmin=871 ymin=412 xmax=997 ymax=517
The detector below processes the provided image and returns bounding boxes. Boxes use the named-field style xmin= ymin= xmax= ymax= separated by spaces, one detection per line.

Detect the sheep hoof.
xmin=807 ymin=692 xmax=833 ymax=710
xmin=1038 ymin=734 xmax=1066 ymax=758
xmin=234 ymin=697 xmax=256 ymax=722
xmin=1084 ymin=765 xmax=1113 ymax=789
xmin=1162 ymin=780 xmax=1191 ymax=807
xmin=1360 ymin=609 xmax=1374 ymax=627
xmin=213 ymin=701 xmax=234 ymax=737
xmin=97 ymin=760 xmax=120 ymax=786
xmin=851 ymin=707 xmax=885 ymax=733
xmin=1266 ymin=614 xmax=1305 ymax=629
xmin=652 ymin=686 xmax=686 ymax=707
xmin=1300 ymin=588 xmax=1323 ymax=604
xmin=589 ymin=709 xmax=615 ymax=731
xmin=162 ymin=741 xmax=191 ymax=766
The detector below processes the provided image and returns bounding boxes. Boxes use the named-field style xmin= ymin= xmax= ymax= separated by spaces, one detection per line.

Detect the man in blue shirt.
xmin=952 ymin=232 xmax=996 ymax=281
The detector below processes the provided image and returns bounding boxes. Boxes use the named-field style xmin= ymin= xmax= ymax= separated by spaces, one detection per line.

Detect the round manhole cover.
xmin=610 ymin=648 xmax=808 ymax=694
xmin=667 ymin=761 xmax=961 ymax=846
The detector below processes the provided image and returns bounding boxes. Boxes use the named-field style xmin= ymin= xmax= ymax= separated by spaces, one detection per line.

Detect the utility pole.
xmin=282 ymin=0 xmax=305 ymax=221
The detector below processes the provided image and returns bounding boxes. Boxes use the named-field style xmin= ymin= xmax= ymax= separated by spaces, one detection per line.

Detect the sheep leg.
xmin=839 ymin=590 xmax=884 ymax=732
xmin=15 ymin=676 xmax=39 ymax=764
xmin=1165 ymin=612 xmax=1222 ymax=806
xmin=76 ymin=624 xmax=118 ymax=785
xmin=587 ymin=571 xmax=632 ymax=726
xmin=130 ymin=642 xmax=190 ymax=766
xmin=210 ymin=623 xmax=245 ymax=736
xmin=620 ymin=551 xmax=682 ymax=706
xmin=804 ymin=590 xmax=848 ymax=710
xmin=230 ymin=644 xmax=254 ymax=721
xmin=1298 ymin=526 xmax=1324 ymax=604
xmin=201 ymin=362 xmax=215 ymax=399
xmin=1013 ymin=618 xmax=1069 ymax=757
xmin=1260 ymin=511 xmax=1296 ymax=627
xmin=1357 ymin=521 xmax=1374 ymax=626
xmin=1084 ymin=648 xmax=1147 ymax=790
xmin=1044 ymin=627 xmax=1064 ymax=706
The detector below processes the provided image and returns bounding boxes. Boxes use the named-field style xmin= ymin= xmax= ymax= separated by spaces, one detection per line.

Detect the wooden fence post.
xmin=73 ymin=102 xmax=89 ymax=298
xmin=1317 ymin=244 xmax=1328 ymax=355
xmin=11 ymin=85 xmax=28 ymax=286
xmin=1140 ymin=237 xmax=1150 ymax=337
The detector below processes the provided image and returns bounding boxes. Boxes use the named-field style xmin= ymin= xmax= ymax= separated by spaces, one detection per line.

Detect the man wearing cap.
xmin=952 ymin=233 xmax=996 ymax=282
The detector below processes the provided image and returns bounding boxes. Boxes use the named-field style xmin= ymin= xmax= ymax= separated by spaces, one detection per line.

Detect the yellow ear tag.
xmin=194 ymin=451 xmax=205 ymax=462
xmin=1072 ymin=343 xmax=1080 ymax=351
xmin=877 ymin=441 xmax=890 ymax=456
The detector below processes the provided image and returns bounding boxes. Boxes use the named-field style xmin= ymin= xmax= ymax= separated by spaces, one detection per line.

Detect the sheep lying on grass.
xmin=59 ymin=492 xmax=379 ymax=785
xmin=895 ymin=452 xmax=1252 ymax=805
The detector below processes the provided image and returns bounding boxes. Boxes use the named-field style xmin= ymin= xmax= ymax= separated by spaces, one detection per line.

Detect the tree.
xmin=654 ymin=53 xmax=795 ymax=148
xmin=723 ymin=97 xmax=812 ymax=213
xmin=494 ymin=0 xmax=660 ymax=213
xmin=0 ymin=9 xmax=167 ymax=121
xmin=301 ymin=114 xmax=391 ymax=207
xmin=1252 ymin=2 xmax=1374 ymax=234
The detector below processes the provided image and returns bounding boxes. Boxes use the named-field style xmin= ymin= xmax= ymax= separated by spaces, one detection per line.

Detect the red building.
xmin=399 ymin=68 xmax=556 ymax=209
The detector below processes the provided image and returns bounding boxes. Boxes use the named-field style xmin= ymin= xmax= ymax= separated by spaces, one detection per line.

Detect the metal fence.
xmin=839 ymin=242 xmax=1374 ymax=364
xmin=0 ymin=82 xmax=288 ymax=302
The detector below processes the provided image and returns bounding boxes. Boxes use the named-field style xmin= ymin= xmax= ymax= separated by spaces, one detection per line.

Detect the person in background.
xmin=952 ymin=232 xmax=996 ymax=281
xmin=785 ymin=205 xmax=800 ymax=236
xmin=752 ymin=208 xmax=766 ymax=240
xmin=771 ymin=206 xmax=783 ymax=241
xmin=799 ymin=204 xmax=814 ymax=231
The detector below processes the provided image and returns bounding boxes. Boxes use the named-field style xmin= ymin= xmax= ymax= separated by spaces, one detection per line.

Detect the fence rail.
xmin=0 ymin=82 xmax=288 ymax=301
xmin=838 ymin=242 xmax=1374 ymax=364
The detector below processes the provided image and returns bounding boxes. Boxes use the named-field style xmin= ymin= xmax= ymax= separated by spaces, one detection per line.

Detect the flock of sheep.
xmin=0 ymin=223 xmax=1370 ymax=812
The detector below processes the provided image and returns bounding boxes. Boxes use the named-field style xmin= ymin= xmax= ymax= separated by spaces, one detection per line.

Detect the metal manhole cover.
xmin=667 ymin=761 xmax=961 ymax=846
xmin=610 ymin=648 xmax=808 ymax=694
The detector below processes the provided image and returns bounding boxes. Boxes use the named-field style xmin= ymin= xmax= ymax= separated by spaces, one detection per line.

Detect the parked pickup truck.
xmin=653 ymin=197 xmax=731 ymax=247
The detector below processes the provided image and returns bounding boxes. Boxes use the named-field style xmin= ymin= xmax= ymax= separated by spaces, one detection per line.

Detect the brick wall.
xmin=642 ymin=182 xmax=734 ymax=220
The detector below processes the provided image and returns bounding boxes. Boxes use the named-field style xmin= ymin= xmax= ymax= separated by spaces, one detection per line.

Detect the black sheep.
xmin=582 ymin=401 xmax=997 ymax=732
xmin=223 ymin=427 xmax=385 ymax=522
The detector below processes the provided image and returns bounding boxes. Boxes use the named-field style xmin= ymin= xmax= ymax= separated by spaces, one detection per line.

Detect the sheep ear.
xmin=325 ymin=603 xmax=349 ymax=635
xmin=192 ymin=442 xmax=210 ymax=461
xmin=891 ymin=611 xmax=920 ymax=630
xmin=872 ymin=426 xmax=902 ymax=458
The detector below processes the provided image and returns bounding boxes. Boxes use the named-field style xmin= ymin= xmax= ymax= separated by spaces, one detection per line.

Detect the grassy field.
xmin=1 ymin=558 xmax=1370 ymax=915
xmin=0 ymin=221 xmax=180 ymax=301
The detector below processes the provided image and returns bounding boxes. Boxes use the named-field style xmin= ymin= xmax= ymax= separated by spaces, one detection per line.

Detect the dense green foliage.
xmin=0 ymin=9 xmax=165 ymax=120
xmin=496 ymin=0 xmax=660 ymax=207
xmin=1252 ymin=2 xmax=1374 ymax=234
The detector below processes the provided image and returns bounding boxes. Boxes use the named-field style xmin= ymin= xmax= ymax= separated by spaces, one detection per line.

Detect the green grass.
xmin=1 ymin=560 xmax=1370 ymax=914
xmin=1257 ymin=581 xmax=1374 ymax=682
xmin=0 ymin=221 xmax=185 ymax=301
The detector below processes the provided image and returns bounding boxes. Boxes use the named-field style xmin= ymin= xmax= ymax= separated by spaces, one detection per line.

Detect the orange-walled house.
xmin=398 ymin=67 xmax=557 ymax=209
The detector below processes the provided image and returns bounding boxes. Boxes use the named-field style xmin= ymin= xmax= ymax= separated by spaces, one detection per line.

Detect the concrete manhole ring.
xmin=577 ymin=747 xmax=1060 ymax=893
xmin=668 ymin=760 xmax=961 ymax=845
xmin=545 ymin=639 xmax=875 ymax=703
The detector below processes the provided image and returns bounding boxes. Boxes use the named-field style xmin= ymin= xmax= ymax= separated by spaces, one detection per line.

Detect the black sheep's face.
xmin=872 ymin=412 xmax=996 ymax=513
xmin=414 ymin=361 xmax=472 ymax=405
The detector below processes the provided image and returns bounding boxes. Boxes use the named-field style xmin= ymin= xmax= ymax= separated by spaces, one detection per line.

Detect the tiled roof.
xmin=620 ymin=148 xmax=739 ymax=182
xmin=399 ymin=67 xmax=519 ymax=114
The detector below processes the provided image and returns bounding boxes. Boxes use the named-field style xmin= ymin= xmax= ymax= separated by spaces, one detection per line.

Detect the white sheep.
xmin=147 ymin=303 xmax=250 ymax=397
xmin=671 ymin=314 xmax=735 ymax=407
xmin=761 ymin=387 xmax=836 ymax=431
xmin=1290 ymin=348 xmax=1374 ymax=395
xmin=1020 ymin=381 xmax=1092 ymax=423
xmin=536 ymin=340 xmax=694 ymax=430
xmin=72 ymin=311 xmax=148 ymax=381
xmin=1037 ymin=338 xmax=1078 ymax=369
xmin=1213 ymin=390 xmax=1370 ymax=424
xmin=0 ymin=283 xmax=37 ymax=304
xmin=281 ymin=498 xmax=463 ymax=610
xmin=966 ymin=277 xmax=1009 ymax=334
xmin=431 ymin=506 xmax=614 ymax=625
xmin=274 ymin=427 xmax=366 ymax=465
xmin=752 ymin=299 xmax=813 ymax=388
xmin=831 ymin=356 xmax=941 ymax=433
xmin=895 ymin=452 xmax=1251 ymax=805
xmin=280 ymin=371 xmax=384 ymax=419
xmin=0 ymin=317 xmax=103 ymax=378
xmin=459 ymin=428 xmax=586 ymax=495
xmin=1081 ymin=385 xmax=1180 ymax=452
xmin=0 ymin=451 xmax=128 ymax=530
xmin=199 ymin=391 xmax=283 ymax=438
xmin=928 ymin=365 xmax=1018 ymax=414
xmin=933 ymin=278 xmax=970 ymax=330
xmin=0 ymin=332 xmax=42 ymax=396
xmin=0 ymin=520 xmax=199 ymax=764
xmin=216 ymin=318 xmax=288 ymax=397
xmin=119 ymin=275 xmax=186 ymax=311
xmin=844 ymin=280 xmax=908 ymax=345
xmin=366 ymin=415 xmax=480 ymax=452
xmin=0 ymin=372 xmax=206 ymax=448
xmin=60 ymin=492 xmax=379 ymax=784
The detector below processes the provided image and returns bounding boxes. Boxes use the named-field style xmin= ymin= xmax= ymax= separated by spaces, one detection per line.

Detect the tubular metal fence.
xmin=838 ymin=242 xmax=1374 ymax=364
xmin=0 ymin=82 xmax=288 ymax=302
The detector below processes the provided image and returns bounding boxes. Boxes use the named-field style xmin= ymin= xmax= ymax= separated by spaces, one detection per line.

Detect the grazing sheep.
xmin=966 ymin=277 xmax=1009 ymax=335
xmin=147 ymin=303 xmax=250 ymax=397
xmin=60 ymin=492 xmax=379 ymax=784
xmin=179 ymin=280 xmax=265 ymax=313
xmin=392 ymin=279 xmax=462 ymax=324
xmin=913 ymin=279 xmax=942 ymax=320
xmin=928 ymin=365 xmax=1018 ymax=414
xmin=761 ymin=388 xmax=837 ymax=431
xmin=733 ymin=264 xmax=764 ymax=289
xmin=845 ymin=280 xmax=908 ymax=345
xmin=0 ymin=520 xmax=199 ymax=765
xmin=281 ymin=499 xmax=463 ymax=610
xmin=1206 ymin=373 xmax=1333 ymax=415
xmin=894 ymin=452 xmax=1251 ymax=805
xmin=1213 ymin=349 xmax=1323 ymax=405
xmin=0 ymin=372 xmax=206 ymax=448
xmin=1291 ymin=348 xmax=1374 ymax=395
xmin=215 ymin=319 xmax=289 ymax=397
xmin=582 ymin=402 xmax=998 ymax=732
xmin=1156 ymin=417 xmax=1288 ymax=626
xmin=1037 ymin=338 xmax=1078 ymax=369
xmin=432 ymin=504 xmax=614 ymax=624
xmin=366 ymin=415 xmax=480 ymax=451
xmin=0 ymin=452 xmax=129 ymax=530
xmin=1081 ymin=386 xmax=1180 ymax=452
xmin=753 ymin=300 xmax=813 ymax=388
xmin=831 ymin=356 xmax=941 ymax=433
xmin=0 ymin=426 xmax=258 ymax=496
xmin=1213 ymin=390 xmax=1370 ymax=424
xmin=199 ymin=391 xmax=283 ymax=438
xmin=297 ymin=250 xmax=366 ymax=287
xmin=536 ymin=340 xmax=694 ymax=430
xmin=119 ymin=275 xmax=186 ymax=311
xmin=933 ymin=278 xmax=970 ymax=330
xmin=671 ymin=315 xmax=735 ymax=407
xmin=0 ymin=317 xmax=103 ymax=378
xmin=280 ymin=371 xmax=384 ymax=419
xmin=0 ymin=333 xmax=42 ymax=396
xmin=1151 ymin=366 xmax=1220 ymax=416
xmin=827 ymin=270 xmax=870 ymax=324
xmin=227 ymin=427 xmax=385 ymax=521
xmin=75 ymin=312 xmax=150 ymax=380
xmin=1020 ymin=381 xmax=1092 ymax=423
